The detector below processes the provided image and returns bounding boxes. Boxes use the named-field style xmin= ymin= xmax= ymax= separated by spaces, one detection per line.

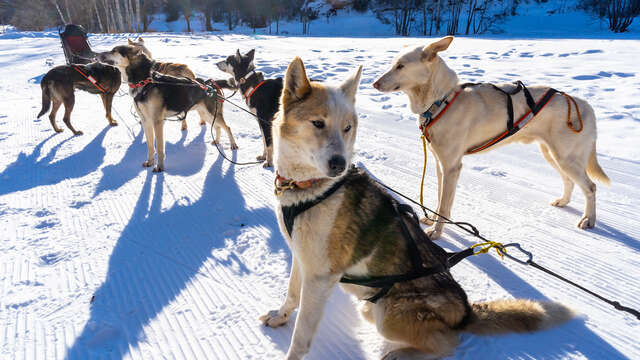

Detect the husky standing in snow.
xmin=373 ymin=36 xmax=610 ymax=239
xmin=217 ymin=49 xmax=284 ymax=168
xmin=125 ymin=37 xmax=221 ymax=131
xmin=264 ymin=57 xmax=573 ymax=359
xmin=98 ymin=46 xmax=238 ymax=172
xmin=37 ymin=62 xmax=121 ymax=135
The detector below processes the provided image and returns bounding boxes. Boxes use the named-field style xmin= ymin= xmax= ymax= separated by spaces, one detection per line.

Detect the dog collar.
xmin=128 ymin=78 xmax=152 ymax=89
xmin=238 ymin=70 xmax=256 ymax=85
xmin=419 ymin=89 xmax=461 ymax=142
xmin=274 ymin=172 xmax=322 ymax=197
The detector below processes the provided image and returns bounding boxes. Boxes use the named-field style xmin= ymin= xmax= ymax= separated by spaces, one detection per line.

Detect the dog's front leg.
xmin=421 ymin=153 xmax=442 ymax=226
xmin=140 ymin=113 xmax=156 ymax=168
xmin=286 ymin=273 xmax=339 ymax=360
xmin=260 ymin=256 xmax=301 ymax=327
xmin=428 ymin=159 xmax=462 ymax=240
xmin=153 ymin=119 xmax=165 ymax=172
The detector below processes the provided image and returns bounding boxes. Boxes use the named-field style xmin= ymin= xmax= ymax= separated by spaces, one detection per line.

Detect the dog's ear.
xmin=128 ymin=38 xmax=134 ymax=45
xmin=340 ymin=65 xmax=363 ymax=104
xmin=282 ymin=57 xmax=311 ymax=107
xmin=246 ymin=49 xmax=255 ymax=63
xmin=235 ymin=49 xmax=241 ymax=60
xmin=422 ymin=36 xmax=453 ymax=62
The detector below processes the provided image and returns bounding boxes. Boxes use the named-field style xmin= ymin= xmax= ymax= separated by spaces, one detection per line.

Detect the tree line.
xmin=2 ymin=0 xmax=638 ymax=35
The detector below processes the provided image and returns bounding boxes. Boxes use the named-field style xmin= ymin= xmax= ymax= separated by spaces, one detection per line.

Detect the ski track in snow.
xmin=0 ymin=33 xmax=639 ymax=359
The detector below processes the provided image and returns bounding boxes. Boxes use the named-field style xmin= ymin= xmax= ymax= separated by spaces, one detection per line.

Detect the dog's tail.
xmin=463 ymin=299 xmax=574 ymax=336
xmin=37 ymin=78 xmax=51 ymax=118
xmin=586 ymin=145 xmax=610 ymax=185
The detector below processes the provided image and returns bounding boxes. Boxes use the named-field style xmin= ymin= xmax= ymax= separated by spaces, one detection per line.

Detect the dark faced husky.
xmin=217 ymin=49 xmax=283 ymax=167
xmin=264 ymin=57 xmax=573 ymax=359
xmin=125 ymin=38 xmax=205 ymax=131
xmin=99 ymin=46 xmax=237 ymax=172
xmin=37 ymin=62 xmax=121 ymax=135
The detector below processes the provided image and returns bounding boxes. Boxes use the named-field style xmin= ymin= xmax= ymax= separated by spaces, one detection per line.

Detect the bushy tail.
xmin=587 ymin=146 xmax=610 ymax=185
xmin=37 ymin=79 xmax=51 ymax=118
xmin=463 ymin=299 xmax=574 ymax=335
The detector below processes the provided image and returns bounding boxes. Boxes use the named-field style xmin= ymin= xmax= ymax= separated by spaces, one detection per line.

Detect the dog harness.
xmin=277 ymin=166 xmax=477 ymax=303
xmin=419 ymin=81 xmax=582 ymax=154
xmin=72 ymin=65 xmax=106 ymax=93
xmin=128 ymin=78 xmax=152 ymax=89
xmin=243 ymin=80 xmax=266 ymax=106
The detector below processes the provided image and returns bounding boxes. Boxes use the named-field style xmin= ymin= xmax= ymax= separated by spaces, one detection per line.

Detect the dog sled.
xmin=59 ymin=24 xmax=97 ymax=64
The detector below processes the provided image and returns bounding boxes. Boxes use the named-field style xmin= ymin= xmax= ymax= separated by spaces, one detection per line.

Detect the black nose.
xmin=328 ymin=155 xmax=346 ymax=176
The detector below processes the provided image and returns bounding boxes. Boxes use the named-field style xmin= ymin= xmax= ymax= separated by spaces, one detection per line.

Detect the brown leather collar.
xmin=274 ymin=172 xmax=321 ymax=196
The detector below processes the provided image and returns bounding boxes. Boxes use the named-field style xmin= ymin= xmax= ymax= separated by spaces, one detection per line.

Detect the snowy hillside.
xmin=1 ymin=32 xmax=639 ymax=359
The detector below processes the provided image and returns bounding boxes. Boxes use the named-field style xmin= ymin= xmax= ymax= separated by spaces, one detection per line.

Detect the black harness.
xmin=280 ymin=167 xmax=475 ymax=303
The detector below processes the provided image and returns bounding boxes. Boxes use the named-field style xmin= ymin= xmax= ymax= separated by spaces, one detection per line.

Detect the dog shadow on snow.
xmin=66 ymin=153 xmax=281 ymax=359
xmin=0 ymin=127 xmax=109 ymax=197
xmin=93 ymin=125 xmax=208 ymax=198
xmin=439 ymin=229 xmax=629 ymax=359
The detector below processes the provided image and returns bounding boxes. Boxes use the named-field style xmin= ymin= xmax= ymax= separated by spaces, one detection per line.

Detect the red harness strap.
xmin=73 ymin=65 xmax=106 ymax=93
xmin=244 ymin=80 xmax=266 ymax=106
xmin=209 ymin=79 xmax=225 ymax=103
xmin=128 ymin=78 xmax=152 ymax=89
xmin=419 ymin=90 xmax=462 ymax=142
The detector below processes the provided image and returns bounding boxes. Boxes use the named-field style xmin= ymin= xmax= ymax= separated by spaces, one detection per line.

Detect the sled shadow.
xmin=0 ymin=127 xmax=109 ymax=197
xmin=93 ymin=126 xmax=207 ymax=197
xmin=442 ymin=230 xmax=629 ymax=359
xmin=67 ymin=153 xmax=279 ymax=359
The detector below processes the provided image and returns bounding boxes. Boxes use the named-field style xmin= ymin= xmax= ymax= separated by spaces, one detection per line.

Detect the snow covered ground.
xmin=0 ymin=32 xmax=639 ymax=359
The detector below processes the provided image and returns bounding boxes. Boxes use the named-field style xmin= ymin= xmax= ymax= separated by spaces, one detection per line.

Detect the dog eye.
xmin=344 ymin=125 xmax=351 ymax=133
xmin=312 ymin=120 xmax=325 ymax=129
xmin=396 ymin=64 xmax=404 ymax=70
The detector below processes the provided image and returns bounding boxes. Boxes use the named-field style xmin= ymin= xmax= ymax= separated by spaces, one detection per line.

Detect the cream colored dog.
xmin=373 ymin=36 xmax=610 ymax=239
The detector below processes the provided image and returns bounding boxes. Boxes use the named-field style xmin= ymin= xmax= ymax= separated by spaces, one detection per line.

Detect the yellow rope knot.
xmin=471 ymin=241 xmax=506 ymax=260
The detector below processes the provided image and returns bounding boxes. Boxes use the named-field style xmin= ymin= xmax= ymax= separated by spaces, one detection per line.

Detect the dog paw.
xmin=211 ymin=140 xmax=219 ymax=145
xmin=73 ymin=131 xmax=84 ymax=136
xmin=419 ymin=216 xmax=435 ymax=226
xmin=54 ymin=128 xmax=63 ymax=133
xmin=256 ymin=154 xmax=267 ymax=161
xmin=577 ymin=216 xmax=595 ymax=229
xmin=109 ymin=121 xmax=118 ymax=127
xmin=263 ymin=162 xmax=273 ymax=168
xmin=426 ymin=226 xmax=442 ymax=240
xmin=142 ymin=160 xmax=154 ymax=168
xmin=152 ymin=165 xmax=164 ymax=173
xmin=259 ymin=310 xmax=290 ymax=327
xmin=181 ymin=125 xmax=187 ymax=131
xmin=382 ymin=348 xmax=431 ymax=360
xmin=200 ymin=121 xmax=206 ymax=126
xmin=550 ymin=198 xmax=569 ymax=207
xmin=230 ymin=144 xmax=239 ymax=150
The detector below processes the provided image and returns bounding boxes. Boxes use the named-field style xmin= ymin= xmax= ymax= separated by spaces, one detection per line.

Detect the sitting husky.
xmin=373 ymin=37 xmax=610 ymax=239
xmin=217 ymin=49 xmax=283 ymax=167
xmin=264 ymin=57 xmax=573 ymax=359
xmin=99 ymin=47 xmax=238 ymax=172
xmin=126 ymin=37 xmax=206 ymax=131
xmin=37 ymin=62 xmax=121 ymax=135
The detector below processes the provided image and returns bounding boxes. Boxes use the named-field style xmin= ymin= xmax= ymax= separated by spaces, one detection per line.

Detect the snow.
xmin=1 ymin=31 xmax=639 ymax=359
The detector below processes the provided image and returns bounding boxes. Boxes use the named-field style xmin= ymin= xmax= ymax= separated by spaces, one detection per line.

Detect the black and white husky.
xmin=99 ymin=47 xmax=237 ymax=172
xmin=217 ymin=49 xmax=283 ymax=167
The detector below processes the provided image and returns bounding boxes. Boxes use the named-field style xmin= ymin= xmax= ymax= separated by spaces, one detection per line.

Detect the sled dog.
xmin=217 ymin=49 xmax=283 ymax=167
xmin=373 ymin=36 xmax=610 ymax=239
xmin=264 ymin=57 xmax=573 ymax=359
xmin=37 ymin=62 xmax=121 ymax=135
xmin=124 ymin=38 xmax=214 ymax=131
xmin=99 ymin=46 xmax=237 ymax=172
